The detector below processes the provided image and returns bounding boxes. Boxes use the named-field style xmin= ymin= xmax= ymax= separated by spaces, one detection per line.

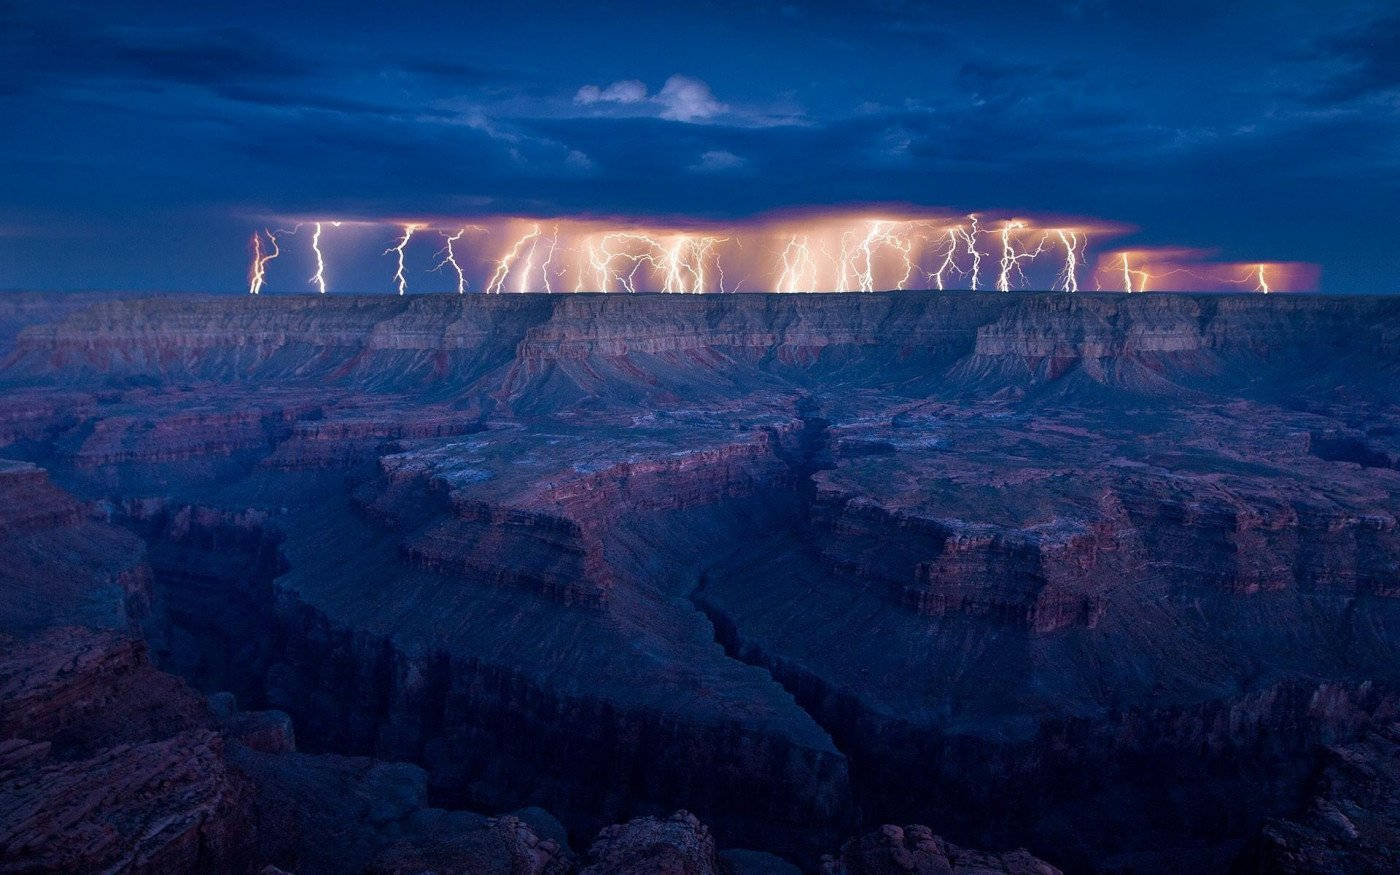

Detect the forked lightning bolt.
xmin=1119 ymin=253 xmax=1150 ymax=292
xmin=1054 ymin=230 xmax=1083 ymax=293
xmin=929 ymin=228 xmax=963 ymax=291
xmin=385 ymin=224 xmax=421 ymax=295
xmin=958 ymin=215 xmax=984 ymax=291
xmin=996 ymin=221 xmax=1048 ymax=292
xmin=248 ymin=230 xmax=279 ymax=295
xmin=838 ymin=220 xmax=918 ymax=292
xmin=435 ymin=229 xmax=468 ymax=294
xmin=777 ymin=235 xmax=818 ymax=293
xmin=486 ymin=224 xmax=542 ymax=294
xmin=248 ymin=225 xmax=300 ymax=294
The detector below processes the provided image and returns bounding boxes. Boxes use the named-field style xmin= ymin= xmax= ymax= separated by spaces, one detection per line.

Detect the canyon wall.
xmin=3 ymin=290 xmax=1400 ymax=873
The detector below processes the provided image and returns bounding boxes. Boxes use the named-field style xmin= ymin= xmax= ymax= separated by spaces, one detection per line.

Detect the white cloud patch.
xmin=572 ymin=75 xmax=727 ymax=124
xmin=656 ymin=75 xmax=726 ymax=122
xmin=574 ymin=79 xmax=648 ymax=106
xmin=691 ymin=149 xmax=745 ymax=173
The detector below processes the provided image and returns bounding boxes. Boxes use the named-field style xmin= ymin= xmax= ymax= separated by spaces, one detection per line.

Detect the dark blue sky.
xmin=2 ymin=0 xmax=1397 ymax=293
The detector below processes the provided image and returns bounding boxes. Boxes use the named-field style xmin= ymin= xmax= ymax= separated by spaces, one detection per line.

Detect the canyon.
xmin=2 ymin=290 xmax=1399 ymax=873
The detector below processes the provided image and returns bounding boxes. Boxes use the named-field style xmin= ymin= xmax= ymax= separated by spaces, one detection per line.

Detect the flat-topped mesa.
xmin=907 ymin=525 xmax=1118 ymax=634
xmin=383 ymin=420 xmax=808 ymax=606
xmin=265 ymin=404 xmax=483 ymax=469
xmin=1112 ymin=475 xmax=1400 ymax=598
xmin=7 ymin=293 xmax=1399 ymax=401
xmin=970 ymin=299 xmax=1212 ymax=359
xmin=809 ymin=415 xmax=1400 ymax=636
xmin=1 ymin=294 xmax=552 ymax=385
xmin=404 ymin=503 xmax=604 ymax=607
xmin=67 ymin=403 xmax=319 ymax=467
xmin=810 ymin=490 xmax=1121 ymax=634
xmin=527 ymin=426 xmax=804 ymax=515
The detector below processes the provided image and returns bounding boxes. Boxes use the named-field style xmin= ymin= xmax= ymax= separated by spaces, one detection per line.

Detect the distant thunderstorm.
xmin=246 ymin=211 xmax=1315 ymax=295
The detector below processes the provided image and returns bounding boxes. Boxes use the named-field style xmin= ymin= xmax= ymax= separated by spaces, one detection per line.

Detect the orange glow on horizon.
xmin=1095 ymin=250 xmax=1319 ymax=293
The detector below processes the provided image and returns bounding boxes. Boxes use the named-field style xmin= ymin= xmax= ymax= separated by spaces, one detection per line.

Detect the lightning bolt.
xmin=659 ymin=233 xmax=725 ymax=293
xmin=435 ymin=229 xmax=468 ymax=294
xmin=385 ymin=223 xmax=421 ymax=295
xmin=1119 ymin=252 xmax=1150 ymax=292
xmin=837 ymin=220 xmax=916 ymax=292
xmin=582 ymin=237 xmax=608 ymax=292
xmin=1054 ymin=229 xmax=1083 ymax=293
xmin=777 ymin=235 xmax=818 ymax=293
xmin=540 ymin=226 xmax=559 ymax=294
xmin=309 ymin=221 xmax=340 ymax=294
xmin=1223 ymin=262 xmax=1275 ymax=294
xmin=487 ymin=224 xmax=542 ymax=294
xmin=248 ymin=224 xmax=301 ymax=294
xmin=958 ymin=214 xmax=984 ymax=291
xmin=996 ymin=221 xmax=1048 ymax=292
xmin=248 ymin=230 xmax=279 ymax=295
xmin=515 ymin=234 xmax=540 ymax=294
xmin=573 ymin=231 xmax=727 ymax=293
xmin=930 ymin=227 xmax=963 ymax=291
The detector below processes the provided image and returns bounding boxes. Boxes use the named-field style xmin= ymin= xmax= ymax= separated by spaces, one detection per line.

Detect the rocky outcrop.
xmin=0 ymin=627 xmax=587 ymax=875
xmin=822 ymin=824 xmax=1060 ymax=875
xmin=0 ymin=627 xmax=256 ymax=873
xmin=0 ymin=628 xmax=208 ymax=751
xmin=1235 ymin=724 xmax=1400 ymax=874
xmin=0 ymin=729 xmax=254 ymax=873
xmin=391 ymin=421 xmax=805 ymax=605
xmin=369 ymin=814 xmax=572 ymax=875
xmin=581 ymin=810 xmax=719 ymax=875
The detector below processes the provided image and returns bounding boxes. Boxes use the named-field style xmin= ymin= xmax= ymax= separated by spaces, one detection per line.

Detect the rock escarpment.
xmin=2 ymin=290 xmax=1400 ymax=873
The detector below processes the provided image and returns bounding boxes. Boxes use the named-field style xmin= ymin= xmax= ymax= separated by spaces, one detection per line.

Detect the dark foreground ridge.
xmin=2 ymin=290 xmax=1399 ymax=874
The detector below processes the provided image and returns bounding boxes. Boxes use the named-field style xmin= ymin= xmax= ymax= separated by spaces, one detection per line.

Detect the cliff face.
xmin=5 ymin=292 xmax=1398 ymax=398
xmin=3 ymin=290 xmax=1400 ymax=873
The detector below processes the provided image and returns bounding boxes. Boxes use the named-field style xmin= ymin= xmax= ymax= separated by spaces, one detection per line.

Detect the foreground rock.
xmin=0 ymin=628 xmax=255 ymax=872
xmin=0 ymin=625 xmax=577 ymax=875
xmin=822 ymin=824 xmax=1061 ymax=874
xmin=582 ymin=811 xmax=719 ymax=874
